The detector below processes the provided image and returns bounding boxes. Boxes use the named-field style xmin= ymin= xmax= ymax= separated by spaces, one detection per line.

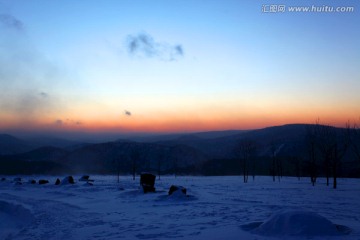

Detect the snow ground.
xmin=0 ymin=176 xmax=359 ymax=240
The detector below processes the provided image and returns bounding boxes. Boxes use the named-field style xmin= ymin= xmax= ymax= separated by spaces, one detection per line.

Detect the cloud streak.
xmin=0 ymin=14 xmax=24 ymax=30
xmin=54 ymin=118 xmax=82 ymax=127
xmin=126 ymin=33 xmax=184 ymax=61
xmin=0 ymin=13 xmax=64 ymax=125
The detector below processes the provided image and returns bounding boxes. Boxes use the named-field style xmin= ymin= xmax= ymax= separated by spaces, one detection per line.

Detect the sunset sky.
xmin=1 ymin=0 xmax=359 ymax=136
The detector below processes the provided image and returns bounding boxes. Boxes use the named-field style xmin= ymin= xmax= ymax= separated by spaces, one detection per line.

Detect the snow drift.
xmin=0 ymin=176 xmax=358 ymax=239
xmin=251 ymin=210 xmax=350 ymax=237
xmin=0 ymin=200 xmax=34 ymax=239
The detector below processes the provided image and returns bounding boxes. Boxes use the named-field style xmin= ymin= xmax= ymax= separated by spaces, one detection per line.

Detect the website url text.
xmin=262 ymin=5 xmax=355 ymax=13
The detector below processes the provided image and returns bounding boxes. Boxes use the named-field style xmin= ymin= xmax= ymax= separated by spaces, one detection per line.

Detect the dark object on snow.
xmin=39 ymin=180 xmax=49 ymax=185
xmin=55 ymin=178 xmax=61 ymax=185
xmin=79 ymin=175 xmax=89 ymax=181
xmin=140 ymin=173 xmax=156 ymax=193
xmin=61 ymin=176 xmax=75 ymax=184
xmin=168 ymin=185 xmax=187 ymax=196
xmin=29 ymin=179 xmax=36 ymax=184
xmin=13 ymin=177 xmax=21 ymax=182
xmin=79 ymin=175 xmax=94 ymax=182
xmin=1 ymin=177 xmax=6 ymax=181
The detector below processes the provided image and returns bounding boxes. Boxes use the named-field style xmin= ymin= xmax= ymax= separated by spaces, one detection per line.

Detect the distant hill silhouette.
xmin=154 ymin=124 xmax=309 ymax=159
xmin=0 ymin=134 xmax=33 ymax=155
xmin=0 ymin=124 xmax=359 ymax=176
xmin=13 ymin=146 xmax=69 ymax=162
xmin=61 ymin=141 xmax=208 ymax=174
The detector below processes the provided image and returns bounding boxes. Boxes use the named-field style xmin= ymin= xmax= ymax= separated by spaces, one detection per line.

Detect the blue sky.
xmin=0 ymin=0 xmax=359 ymax=133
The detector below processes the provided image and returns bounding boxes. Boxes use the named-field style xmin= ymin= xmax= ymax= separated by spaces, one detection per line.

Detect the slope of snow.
xmin=250 ymin=209 xmax=348 ymax=236
xmin=0 ymin=176 xmax=359 ymax=239
xmin=0 ymin=200 xmax=35 ymax=239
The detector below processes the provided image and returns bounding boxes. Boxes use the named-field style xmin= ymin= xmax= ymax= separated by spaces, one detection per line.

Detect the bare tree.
xmin=276 ymin=156 xmax=283 ymax=182
xmin=131 ymin=148 xmax=140 ymax=181
xmin=173 ymin=155 xmax=178 ymax=178
xmin=115 ymin=155 xmax=124 ymax=183
xmin=306 ymin=124 xmax=318 ymax=186
xmin=315 ymin=121 xmax=349 ymax=189
xmin=251 ymin=147 xmax=258 ymax=181
xmin=236 ymin=139 xmax=257 ymax=183
xmin=315 ymin=121 xmax=334 ymax=186
xmin=291 ymin=155 xmax=302 ymax=181
xmin=348 ymin=121 xmax=360 ymax=162
xmin=157 ymin=150 xmax=165 ymax=180
xmin=270 ymin=142 xmax=276 ymax=182
xmin=346 ymin=121 xmax=360 ymax=178
xmin=332 ymin=127 xmax=349 ymax=189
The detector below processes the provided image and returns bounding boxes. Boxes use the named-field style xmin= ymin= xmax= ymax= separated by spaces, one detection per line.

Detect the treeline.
xmin=222 ymin=121 xmax=360 ymax=189
xmin=1 ymin=122 xmax=359 ymax=187
xmin=0 ymin=158 xmax=69 ymax=175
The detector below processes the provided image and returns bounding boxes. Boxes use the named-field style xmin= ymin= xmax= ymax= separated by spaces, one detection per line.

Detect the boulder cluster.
xmin=1 ymin=176 xmax=94 ymax=186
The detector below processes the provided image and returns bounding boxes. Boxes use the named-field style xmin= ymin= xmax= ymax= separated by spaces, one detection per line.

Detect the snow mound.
xmin=251 ymin=210 xmax=349 ymax=237
xmin=0 ymin=200 xmax=35 ymax=239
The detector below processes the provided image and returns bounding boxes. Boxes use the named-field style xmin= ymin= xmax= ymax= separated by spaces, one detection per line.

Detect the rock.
xmin=168 ymin=185 xmax=187 ymax=196
xmin=39 ymin=180 xmax=49 ymax=185
xmin=29 ymin=179 xmax=36 ymax=184
xmin=13 ymin=177 xmax=22 ymax=182
xmin=55 ymin=178 xmax=61 ymax=185
xmin=79 ymin=175 xmax=94 ymax=182
xmin=61 ymin=176 xmax=75 ymax=185
xmin=140 ymin=173 xmax=156 ymax=193
xmin=79 ymin=175 xmax=89 ymax=181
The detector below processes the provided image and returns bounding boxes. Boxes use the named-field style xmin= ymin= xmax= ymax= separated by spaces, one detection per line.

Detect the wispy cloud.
xmin=40 ymin=92 xmax=48 ymax=98
xmin=124 ymin=110 xmax=132 ymax=116
xmin=54 ymin=118 xmax=82 ymax=127
xmin=0 ymin=14 xmax=24 ymax=30
xmin=126 ymin=33 xmax=184 ymax=61
xmin=0 ymin=91 xmax=55 ymax=122
xmin=0 ymin=13 xmax=64 ymax=125
xmin=55 ymin=119 xmax=63 ymax=125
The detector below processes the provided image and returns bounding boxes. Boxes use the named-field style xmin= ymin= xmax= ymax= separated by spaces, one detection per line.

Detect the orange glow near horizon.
xmin=0 ymin=87 xmax=359 ymax=133
xmin=1 ymin=1 xmax=359 ymax=137
xmin=1 ymin=106 xmax=358 ymax=134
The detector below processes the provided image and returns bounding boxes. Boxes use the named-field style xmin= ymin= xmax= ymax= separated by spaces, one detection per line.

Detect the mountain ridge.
xmin=1 ymin=124 xmax=358 ymax=176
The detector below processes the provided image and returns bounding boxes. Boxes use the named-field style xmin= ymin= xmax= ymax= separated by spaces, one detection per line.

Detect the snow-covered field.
xmin=1 ymin=175 xmax=359 ymax=240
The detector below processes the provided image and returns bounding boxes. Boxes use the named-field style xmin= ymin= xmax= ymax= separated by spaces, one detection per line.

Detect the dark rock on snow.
xmin=61 ymin=176 xmax=75 ymax=184
xmin=140 ymin=173 xmax=156 ymax=193
xmin=168 ymin=185 xmax=187 ymax=196
xmin=79 ymin=175 xmax=94 ymax=182
xmin=55 ymin=178 xmax=61 ymax=185
xmin=39 ymin=180 xmax=49 ymax=185
xmin=29 ymin=179 xmax=36 ymax=184
xmin=13 ymin=177 xmax=21 ymax=182
xmin=79 ymin=175 xmax=89 ymax=181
